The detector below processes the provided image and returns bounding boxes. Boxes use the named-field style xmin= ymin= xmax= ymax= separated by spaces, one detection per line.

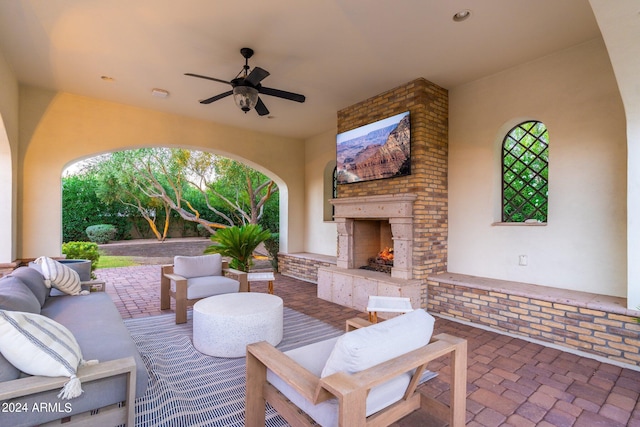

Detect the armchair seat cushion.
xmin=180 ymin=276 xmax=240 ymax=300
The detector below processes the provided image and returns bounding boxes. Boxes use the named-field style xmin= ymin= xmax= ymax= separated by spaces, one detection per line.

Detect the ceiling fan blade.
xmin=259 ymin=86 xmax=306 ymax=103
xmin=245 ymin=67 xmax=270 ymax=86
xmin=185 ymin=73 xmax=232 ymax=86
xmin=255 ymin=97 xmax=270 ymax=116
xmin=199 ymin=90 xmax=233 ymax=104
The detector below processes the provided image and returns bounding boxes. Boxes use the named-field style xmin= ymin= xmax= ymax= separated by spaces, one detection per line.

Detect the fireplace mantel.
xmin=330 ymin=194 xmax=417 ymax=280
xmin=330 ymin=194 xmax=417 ymax=219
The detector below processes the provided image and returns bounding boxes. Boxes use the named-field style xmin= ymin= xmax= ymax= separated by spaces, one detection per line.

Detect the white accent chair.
xmin=246 ymin=309 xmax=467 ymax=427
xmin=160 ymin=254 xmax=248 ymax=324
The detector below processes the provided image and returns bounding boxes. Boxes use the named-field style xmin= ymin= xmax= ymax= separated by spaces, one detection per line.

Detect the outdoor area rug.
xmin=125 ymin=308 xmax=343 ymax=427
xmin=125 ymin=308 xmax=436 ymax=427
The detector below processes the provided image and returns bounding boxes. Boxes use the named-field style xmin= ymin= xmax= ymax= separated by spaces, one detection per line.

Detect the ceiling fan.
xmin=185 ymin=47 xmax=306 ymax=116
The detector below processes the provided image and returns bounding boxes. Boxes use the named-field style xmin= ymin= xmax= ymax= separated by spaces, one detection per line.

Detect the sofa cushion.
xmin=8 ymin=266 xmax=50 ymax=306
xmin=0 ymin=351 xmax=21 ymax=381
xmin=41 ymin=291 xmax=149 ymax=398
xmin=182 ymin=275 xmax=240 ymax=299
xmin=174 ymin=254 xmax=222 ymax=279
xmin=321 ymin=309 xmax=435 ymax=378
xmin=0 ymin=276 xmax=42 ymax=314
xmin=0 ymin=310 xmax=93 ymax=399
xmin=34 ymin=256 xmax=87 ymax=296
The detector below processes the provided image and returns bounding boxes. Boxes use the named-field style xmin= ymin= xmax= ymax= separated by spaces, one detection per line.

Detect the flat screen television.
xmin=336 ymin=111 xmax=410 ymax=184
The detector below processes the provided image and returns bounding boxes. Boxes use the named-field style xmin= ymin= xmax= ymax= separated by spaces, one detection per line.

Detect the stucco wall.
xmin=448 ymin=38 xmax=627 ymax=297
xmin=17 ymin=88 xmax=305 ymax=258
xmin=0 ymin=48 xmax=18 ymax=263
xmin=304 ymin=129 xmax=337 ymax=255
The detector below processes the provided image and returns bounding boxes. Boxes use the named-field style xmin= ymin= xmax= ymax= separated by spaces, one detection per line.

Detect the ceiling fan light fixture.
xmin=233 ymin=86 xmax=259 ymax=113
xmin=453 ymin=9 xmax=472 ymax=22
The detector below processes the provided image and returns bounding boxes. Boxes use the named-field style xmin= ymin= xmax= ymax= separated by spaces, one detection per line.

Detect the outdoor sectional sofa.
xmin=0 ymin=266 xmax=148 ymax=427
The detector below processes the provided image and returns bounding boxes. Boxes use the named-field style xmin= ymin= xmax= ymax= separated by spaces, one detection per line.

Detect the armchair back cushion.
xmin=321 ymin=308 xmax=435 ymax=378
xmin=174 ymin=254 xmax=222 ymax=279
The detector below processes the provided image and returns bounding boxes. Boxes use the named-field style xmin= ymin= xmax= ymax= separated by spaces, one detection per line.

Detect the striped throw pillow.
xmin=0 ymin=310 xmax=98 ymax=399
xmin=34 ymin=256 xmax=87 ymax=296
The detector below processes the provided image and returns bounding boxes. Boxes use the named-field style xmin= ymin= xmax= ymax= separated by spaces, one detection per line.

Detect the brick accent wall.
xmin=428 ymin=276 xmax=640 ymax=368
xmin=337 ymin=78 xmax=449 ymax=305
xmin=279 ymin=253 xmax=336 ymax=283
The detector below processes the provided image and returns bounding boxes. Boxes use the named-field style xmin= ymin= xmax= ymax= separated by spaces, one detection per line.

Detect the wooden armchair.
xmin=160 ymin=254 xmax=248 ymax=324
xmin=246 ymin=310 xmax=467 ymax=427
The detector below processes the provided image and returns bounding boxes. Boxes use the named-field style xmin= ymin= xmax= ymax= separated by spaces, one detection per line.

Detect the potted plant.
xmin=204 ymin=224 xmax=272 ymax=272
xmin=61 ymin=241 xmax=101 ymax=280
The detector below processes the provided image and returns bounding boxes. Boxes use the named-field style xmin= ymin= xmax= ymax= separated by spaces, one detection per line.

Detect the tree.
xmin=89 ymin=148 xmax=279 ymax=237
xmin=93 ymin=150 xmax=174 ymax=241
xmin=61 ymin=173 xmax=131 ymax=242
xmin=207 ymin=156 xmax=278 ymax=226
xmin=179 ymin=150 xmax=278 ymax=227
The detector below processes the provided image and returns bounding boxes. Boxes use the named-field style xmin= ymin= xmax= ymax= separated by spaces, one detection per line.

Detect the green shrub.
xmin=196 ymin=223 xmax=212 ymax=237
xmin=61 ymin=241 xmax=101 ymax=278
xmin=86 ymin=224 xmax=117 ymax=244
xmin=264 ymin=233 xmax=279 ymax=271
xmin=204 ymin=224 xmax=272 ymax=272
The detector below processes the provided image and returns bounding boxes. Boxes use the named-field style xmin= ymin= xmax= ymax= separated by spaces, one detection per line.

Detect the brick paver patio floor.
xmin=97 ymin=264 xmax=640 ymax=426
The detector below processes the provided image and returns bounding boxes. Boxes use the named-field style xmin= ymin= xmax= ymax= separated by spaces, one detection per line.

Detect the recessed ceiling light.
xmin=453 ymin=10 xmax=472 ymax=22
xmin=100 ymin=75 xmax=115 ymax=82
xmin=151 ymin=88 xmax=170 ymax=98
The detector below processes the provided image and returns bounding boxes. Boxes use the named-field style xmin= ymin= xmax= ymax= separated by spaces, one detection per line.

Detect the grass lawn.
xmin=96 ymin=255 xmax=140 ymax=269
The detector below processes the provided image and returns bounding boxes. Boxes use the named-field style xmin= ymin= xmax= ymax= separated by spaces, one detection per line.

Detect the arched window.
xmin=322 ymin=161 xmax=337 ymax=221
xmin=502 ymin=121 xmax=549 ymax=222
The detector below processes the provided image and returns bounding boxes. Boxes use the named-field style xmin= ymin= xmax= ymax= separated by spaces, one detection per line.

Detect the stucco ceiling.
xmin=0 ymin=0 xmax=601 ymax=139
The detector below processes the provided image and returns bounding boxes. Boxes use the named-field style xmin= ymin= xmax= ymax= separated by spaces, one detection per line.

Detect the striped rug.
xmin=125 ymin=308 xmax=343 ymax=427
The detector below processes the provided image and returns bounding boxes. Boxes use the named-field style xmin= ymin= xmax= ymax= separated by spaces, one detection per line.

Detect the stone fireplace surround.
xmin=332 ymin=194 xmax=416 ymax=280
xmin=317 ymin=194 xmax=422 ymax=315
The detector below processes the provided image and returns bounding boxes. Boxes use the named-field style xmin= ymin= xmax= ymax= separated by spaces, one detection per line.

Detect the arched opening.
xmin=62 ymin=147 xmax=282 ymax=244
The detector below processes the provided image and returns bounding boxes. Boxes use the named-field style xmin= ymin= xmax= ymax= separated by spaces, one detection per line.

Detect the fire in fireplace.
xmin=360 ymin=247 xmax=394 ymax=274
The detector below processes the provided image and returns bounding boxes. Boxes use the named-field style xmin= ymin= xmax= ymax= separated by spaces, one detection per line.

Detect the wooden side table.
xmin=246 ymin=272 xmax=275 ymax=294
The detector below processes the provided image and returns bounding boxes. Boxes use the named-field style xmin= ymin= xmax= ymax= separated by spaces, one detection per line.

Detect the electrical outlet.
xmin=518 ymin=255 xmax=528 ymax=266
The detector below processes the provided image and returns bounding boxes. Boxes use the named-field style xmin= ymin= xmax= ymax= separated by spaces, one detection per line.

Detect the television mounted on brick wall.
xmin=336 ymin=111 xmax=410 ymax=184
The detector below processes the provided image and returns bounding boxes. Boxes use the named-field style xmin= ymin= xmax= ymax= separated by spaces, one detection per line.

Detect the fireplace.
xmin=317 ymin=194 xmax=421 ymax=316
xmin=360 ymin=245 xmax=394 ymax=274
xmin=353 ymin=219 xmax=393 ymax=273
xmin=331 ymin=194 xmax=416 ymax=280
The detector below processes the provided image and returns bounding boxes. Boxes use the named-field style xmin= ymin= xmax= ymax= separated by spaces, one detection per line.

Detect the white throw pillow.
xmin=174 ymin=254 xmax=222 ymax=278
xmin=34 ymin=256 xmax=88 ymax=296
xmin=0 ymin=310 xmax=98 ymax=399
xmin=321 ymin=309 xmax=435 ymax=378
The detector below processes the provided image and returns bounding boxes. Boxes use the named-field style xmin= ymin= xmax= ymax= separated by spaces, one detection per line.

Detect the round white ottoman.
xmin=193 ymin=293 xmax=283 ymax=358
